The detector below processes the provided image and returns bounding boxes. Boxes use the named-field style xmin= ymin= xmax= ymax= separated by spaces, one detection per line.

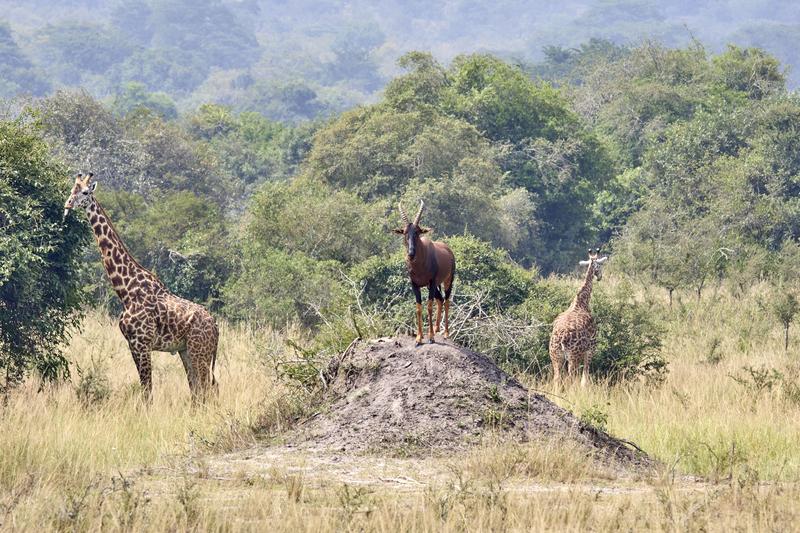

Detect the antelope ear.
xmin=596 ymin=256 xmax=608 ymax=264
xmin=392 ymin=228 xmax=405 ymax=235
xmin=418 ymin=226 xmax=430 ymax=234
xmin=579 ymin=260 xmax=590 ymax=266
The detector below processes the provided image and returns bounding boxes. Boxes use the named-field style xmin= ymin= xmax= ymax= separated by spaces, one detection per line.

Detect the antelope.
xmin=393 ymin=201 xmax=456 ymax=345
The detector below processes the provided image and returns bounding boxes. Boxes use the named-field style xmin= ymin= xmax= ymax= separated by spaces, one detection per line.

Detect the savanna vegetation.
xmin=3 ymin=1 xmax=800 ymax=528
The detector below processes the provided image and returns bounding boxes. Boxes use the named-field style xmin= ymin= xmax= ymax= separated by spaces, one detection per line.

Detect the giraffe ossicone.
xmin=64 ymin=172 xmax=219 ymax=402
xmin=549 ymin=248 xmax=607 ymax=388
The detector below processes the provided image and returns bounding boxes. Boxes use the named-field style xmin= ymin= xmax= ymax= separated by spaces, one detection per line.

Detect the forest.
xmin=5 ymin=39 xmax=798 ymax=384
xmin=3 ymin=2 xmax=800 ymax=531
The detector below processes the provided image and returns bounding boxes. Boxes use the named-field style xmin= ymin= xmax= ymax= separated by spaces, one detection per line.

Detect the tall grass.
xmin=542 ymin=280 xmax=800 ymax=481
xmin=1 ymin=281 xmax=799 ymax=530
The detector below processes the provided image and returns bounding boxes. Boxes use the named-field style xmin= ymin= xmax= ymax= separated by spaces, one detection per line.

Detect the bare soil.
xmin=283 ymin=336 xmax=653 ymax=473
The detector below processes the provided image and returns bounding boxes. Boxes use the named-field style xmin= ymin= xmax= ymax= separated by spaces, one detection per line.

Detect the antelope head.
xmin=393 ymin=200 xmax=429 ymax=260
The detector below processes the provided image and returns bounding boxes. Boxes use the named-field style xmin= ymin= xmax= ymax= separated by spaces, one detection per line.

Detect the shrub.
xmin=223 ymin=247 xmax=347 ymax=328
xmin=74 ymin=362 xmax=111 ymax=407
xmin=0 ymin=119 xmax=89 ymax=387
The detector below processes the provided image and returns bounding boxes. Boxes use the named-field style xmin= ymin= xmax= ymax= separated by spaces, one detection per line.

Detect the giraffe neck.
xmin=83 ymin=197 xmax=164 ymax=307
xmin=571 ymin=263 xmax=594 ymax=311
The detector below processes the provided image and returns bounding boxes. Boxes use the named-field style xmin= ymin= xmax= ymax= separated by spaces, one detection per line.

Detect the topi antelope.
xmin=393 ymin=201 xmax=456 ymax=345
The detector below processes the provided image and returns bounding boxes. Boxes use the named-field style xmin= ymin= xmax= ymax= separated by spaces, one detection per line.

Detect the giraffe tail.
xmin=211 ymin=350 xmax=217 ymax=387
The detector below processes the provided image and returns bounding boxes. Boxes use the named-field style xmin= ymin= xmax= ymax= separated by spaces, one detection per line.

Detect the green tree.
xmin=771 ymin=289 xmax=800 ymax=352
xmin=111 ymin=82 xmax=178 ymax=119
xmin=150 ymin=0 xmax=260 ymax=69
xmin=0 ymin=119 xmax=89 ymax=388
xmin=0 ymin=23 xmax=49 ymax=97
xmin=244 ymin=176 xmax=390 ymax=265
xmin=36 ymin=21 xmax=133 ymax=82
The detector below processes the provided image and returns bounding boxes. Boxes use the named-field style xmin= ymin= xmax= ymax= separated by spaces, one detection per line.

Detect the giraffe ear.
xmin=88 ymin=182 xmax=98 ymax=193
xmin=579 ymin=260 xmax=590 ymax=266
xmin=596 ymin=256 xmax=608 ymax=264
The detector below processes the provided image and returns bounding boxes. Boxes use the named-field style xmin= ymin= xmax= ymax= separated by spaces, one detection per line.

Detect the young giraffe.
xmin=63 ymin=173 xmax=218 ymax=401
xmin=549 ymin=249 xmax=608 ymax=388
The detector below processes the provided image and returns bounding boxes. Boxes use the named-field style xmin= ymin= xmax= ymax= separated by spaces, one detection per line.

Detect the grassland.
xmin=2 ymin=280 xmax=800 ymax=531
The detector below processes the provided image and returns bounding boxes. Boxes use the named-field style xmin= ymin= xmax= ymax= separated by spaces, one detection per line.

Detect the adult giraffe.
xmin=63 ymin=173 xmax=218 ymax=401
xmin=549 ymin=248 xmax=608 ymax=388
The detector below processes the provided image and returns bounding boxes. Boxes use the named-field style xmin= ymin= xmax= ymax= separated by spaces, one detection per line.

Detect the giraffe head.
xmin=63 ymin=173 xmax=97 ymax=219
xmin=579 ymin=248 xmax=608 ymax=280
xmin=393 ymin=200 xmax=429 ymax=259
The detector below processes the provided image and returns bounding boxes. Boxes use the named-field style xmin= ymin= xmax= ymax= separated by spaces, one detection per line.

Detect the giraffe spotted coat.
xmin=549 ymin=251 xmax=606 ymax=387
xmin=64 ymin=174 xmax=218 ymax=401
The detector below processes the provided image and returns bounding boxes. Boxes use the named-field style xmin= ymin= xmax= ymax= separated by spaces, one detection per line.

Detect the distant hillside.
xmin=0 ymin=0 xmax=798 ymax=119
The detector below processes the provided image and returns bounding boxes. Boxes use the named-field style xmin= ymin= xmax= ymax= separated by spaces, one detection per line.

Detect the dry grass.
xmin=542 ymin=280 xmax=800 ymax=482
xmin=2 ymin=281 xmax=800 ymax=531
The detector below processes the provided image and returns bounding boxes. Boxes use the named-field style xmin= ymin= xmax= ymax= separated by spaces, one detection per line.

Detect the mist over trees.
xmin=2 ymin=0 xmax=800 ymax=111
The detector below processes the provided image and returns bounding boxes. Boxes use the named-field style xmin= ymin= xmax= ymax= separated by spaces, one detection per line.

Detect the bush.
xmin=246 ymin=176 xmax=391 ymax=265
xmin=0 ymin=119 xmax=89 ymax=387
xmin=223 ymin=248 xmax=347 ymax=328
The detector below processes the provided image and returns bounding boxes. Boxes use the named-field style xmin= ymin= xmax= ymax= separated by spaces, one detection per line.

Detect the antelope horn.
xmin=413 ymin=200 xmax=425 ymax=226
xmin=398 ymin=202 xmax=409 ymax=225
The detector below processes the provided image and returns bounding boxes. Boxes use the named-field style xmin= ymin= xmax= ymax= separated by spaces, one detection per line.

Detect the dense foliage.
xmin=3 ymin=1 xmax=800 ymax=108
xmin=8 ymin=33 xmax=800 ymax=387
xmin=0 ymin=119 xmax=89 ymax=387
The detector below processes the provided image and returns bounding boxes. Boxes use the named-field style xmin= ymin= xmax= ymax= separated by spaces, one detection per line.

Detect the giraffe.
xmin=63 ymin=173 xmax=218 ymax=402
xmin=549 ymin=248 xmax=608 ymax=388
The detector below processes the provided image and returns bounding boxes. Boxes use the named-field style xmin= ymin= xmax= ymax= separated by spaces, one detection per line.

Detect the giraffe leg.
xmin=121 ymin=314 xmax=155 ymax=401
xmin=567 ymin=352 xmax=577 ymax=381
xmin=549 ymin=339 xmax=563 ymax=389
xmin=185 ymin=314 xmax=220 ymax=403
xmin=178 ymin=348 xmax=199 ymax=399
xmin=581 ymin=349 xmax=593 ymax=387
xmin=129 ymin=347 xmax=153 ymax=401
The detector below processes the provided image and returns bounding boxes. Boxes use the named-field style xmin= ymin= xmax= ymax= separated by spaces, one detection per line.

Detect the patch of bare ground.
xmin=276 ymin=336 xmax=653 ymax=475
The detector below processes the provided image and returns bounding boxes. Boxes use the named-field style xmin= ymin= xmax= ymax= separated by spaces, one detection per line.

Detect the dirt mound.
xmin=286 ymin=337 xmax=652 ymax=470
